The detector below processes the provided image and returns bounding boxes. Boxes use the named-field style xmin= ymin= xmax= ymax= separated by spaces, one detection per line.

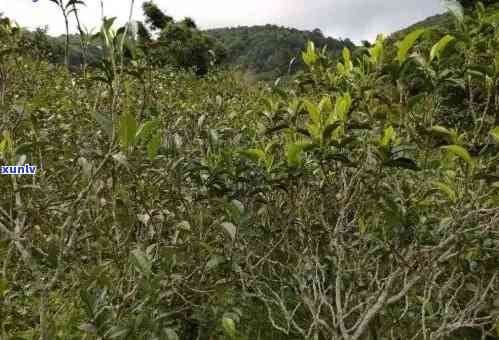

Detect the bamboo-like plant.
xmin=46 ymin=0 xmax=86 ymax=66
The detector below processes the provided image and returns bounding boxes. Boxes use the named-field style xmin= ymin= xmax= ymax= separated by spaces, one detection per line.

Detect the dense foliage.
xmin=139 ymin=1 xmax=225 ymax=76
xmin=15 ymin=1 xmax=224 ymax=75
xmin=19 ymin=24 xmax=355 ymax=80
xmin=0 ymin=1 xmax=498 ymax=340
xmin=206 ymin=26 xmax=355 ymax=79
xmin=456 ymin=0 xmax=499 ymax=8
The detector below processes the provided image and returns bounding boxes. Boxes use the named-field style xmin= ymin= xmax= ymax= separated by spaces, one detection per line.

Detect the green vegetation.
xmin=1 ymin=1 xmax=499 ymax=339
xmin=456 ymin=0 xmax=499 ymax=8
xmin=138 ymin=1 xmax=225 ymax=76
xmin=10 ymin=14 xmax=355 ymax=78
xmin=206 ymin=26 xmax=355 ymax=78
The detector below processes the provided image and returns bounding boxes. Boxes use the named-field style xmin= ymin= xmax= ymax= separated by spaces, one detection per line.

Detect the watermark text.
xmin=0 ymin=164 xmax=37 ymax=175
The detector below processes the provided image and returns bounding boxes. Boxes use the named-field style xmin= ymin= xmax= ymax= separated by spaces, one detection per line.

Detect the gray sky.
xmin=1 ymin=0 xmax=446 ymax=42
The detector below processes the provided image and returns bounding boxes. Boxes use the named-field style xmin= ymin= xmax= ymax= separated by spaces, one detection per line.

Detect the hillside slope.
xmin=206 ymin=25 xmax=355 ymax=78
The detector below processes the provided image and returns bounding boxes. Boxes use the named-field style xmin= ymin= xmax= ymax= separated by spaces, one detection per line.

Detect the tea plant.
xmin=0 ymin=1 xmax=498 ymax=340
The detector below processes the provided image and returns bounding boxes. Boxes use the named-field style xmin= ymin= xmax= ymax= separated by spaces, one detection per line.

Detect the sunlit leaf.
xmin=430 ymin=125 xmax=453 ymax=136
xmin=369 ymin=34 xmax=385 ymax=66
xmin=222 ymin=317 xmax=237 ymax=339
xmin=119 ymin=112 xmax=138 ymax=151
xmin=490 ymin=127 xmax=499 ymax=143
xmin=319 ymin=96 xmax=333 ymax=113
xmin=136 ymin=119 xmax=160 ymax=142
xmin=397 ymin=28 xmax=426 ymax=65
xmin=241 ymin=148 xmax=266 ymax=163
xmin=342 ymin=47 xmax=351 ymax=65
xmin=286 ymin=141 xmax=313 ymax=167
xmin=432 ymin=181 xmax=457 ymax=203
xmin=306 ymin=122 xmax=321 ymax=141
xmin=380 ymin=126 xmax=396 ymax=148
xmin=442 ymin=144 xmax=474 ymax=167
xmin=302 ymin=41 xmax=318 ymax=66
xmin=305 ymin=100 xmax=321 ymax=125
xmin=430 ymin=35 xmax=455 ymax=62
xmin=333 ymin=92 xmax=352 ymax=122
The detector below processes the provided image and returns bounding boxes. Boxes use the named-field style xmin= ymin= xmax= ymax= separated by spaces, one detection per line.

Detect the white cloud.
xmin=0 ymin=0 xmax=446 ymax=42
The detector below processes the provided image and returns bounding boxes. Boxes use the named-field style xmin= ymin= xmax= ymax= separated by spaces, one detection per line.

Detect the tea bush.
xmin=0 ymin=1 xmax=498 ymax=339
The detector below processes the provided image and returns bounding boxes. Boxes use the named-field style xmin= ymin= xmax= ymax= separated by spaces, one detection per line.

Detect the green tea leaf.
xmin=369 ymin=34 xmax=385 ymax=66
xmin=106 ymin=326 xmax=130 ymax=339
xmin=380 ymin=126 xmax=396 ymax=147
xmin=319 ymin=96 xmax=333 ymax=113
xmin=286 ymin=141 xmax=313 ymax=167
xmin=241 ymin=148 xmax=266 ymax=163
xmin=322 ymin=122 xmax=342 ymax=141
xmin=222 ymin=317 xmax=237 ymax=339
xmin=430 ymin=125 xmax=453 ymax=136
xmin=119 ymin=112 xmax=138 ymax=151
xmin=136 ymin=119 xmax=160 ymax=143
xmin=130 ymin=248 xmax=152 ymax=279
xmin=306 ymin=122 xmax=321 ymax=141
xmin=302 ymin=41 xmax=318 ymax=66
xmin=397 ymin=29 xmax=426 ymax=65
xmin=490 ymin=127 xmax=499 ymax=143
xmin=430 ymin=35 xmax=455 ymax=62
xmin=342 ymin=47 xmax=351 ymax=65
xmin=147 ymin=132 xmax=162 ymax=160
xmin=333 ymin=92 xmax=352 ymax=122
xmin=305 ymin=100 xmax=321 ymax=125
xmin=432 ymin=181 xmax=457 ymax=203
xmin=442 ymin=144 xmax=474 ymax=167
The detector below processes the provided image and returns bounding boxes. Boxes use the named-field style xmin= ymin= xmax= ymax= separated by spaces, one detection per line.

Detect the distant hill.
xmin=23 ymin=10 xmax=479 ymax=79
xmin=389 ymin=12 xmax=453 ymax=41
xmin=206 ymin=25 xmax=355 ymax=78
xmin=390 ymin=2 xmax=499 ymax=40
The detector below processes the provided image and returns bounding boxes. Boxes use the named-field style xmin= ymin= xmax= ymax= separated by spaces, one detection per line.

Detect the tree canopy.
xmin=140 ymin=1 xmax=224 ymax=75
xmin=206 ymin=25 xmax=355 ymax=78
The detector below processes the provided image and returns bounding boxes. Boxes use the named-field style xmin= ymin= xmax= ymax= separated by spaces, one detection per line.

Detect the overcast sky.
xmin=1 ymin=0 xmax=447 ymax=42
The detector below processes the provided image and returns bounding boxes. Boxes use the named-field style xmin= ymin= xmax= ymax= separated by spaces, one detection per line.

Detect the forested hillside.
xmin=390 ymin=2 xmax=499 ymax=40
xmin=1 ymin=1 xmax=499 ymax=340
xmin=20 ymin=25 xmax=355 ymax=79
xmin=206 ymin=26 xmax=355 ymax=78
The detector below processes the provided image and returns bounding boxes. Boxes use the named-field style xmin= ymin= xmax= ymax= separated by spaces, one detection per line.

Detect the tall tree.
xmin=140 ymin=3 xmax=224 ymax=75
xmin=142 ymin=1 xmax=173 ymax=31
